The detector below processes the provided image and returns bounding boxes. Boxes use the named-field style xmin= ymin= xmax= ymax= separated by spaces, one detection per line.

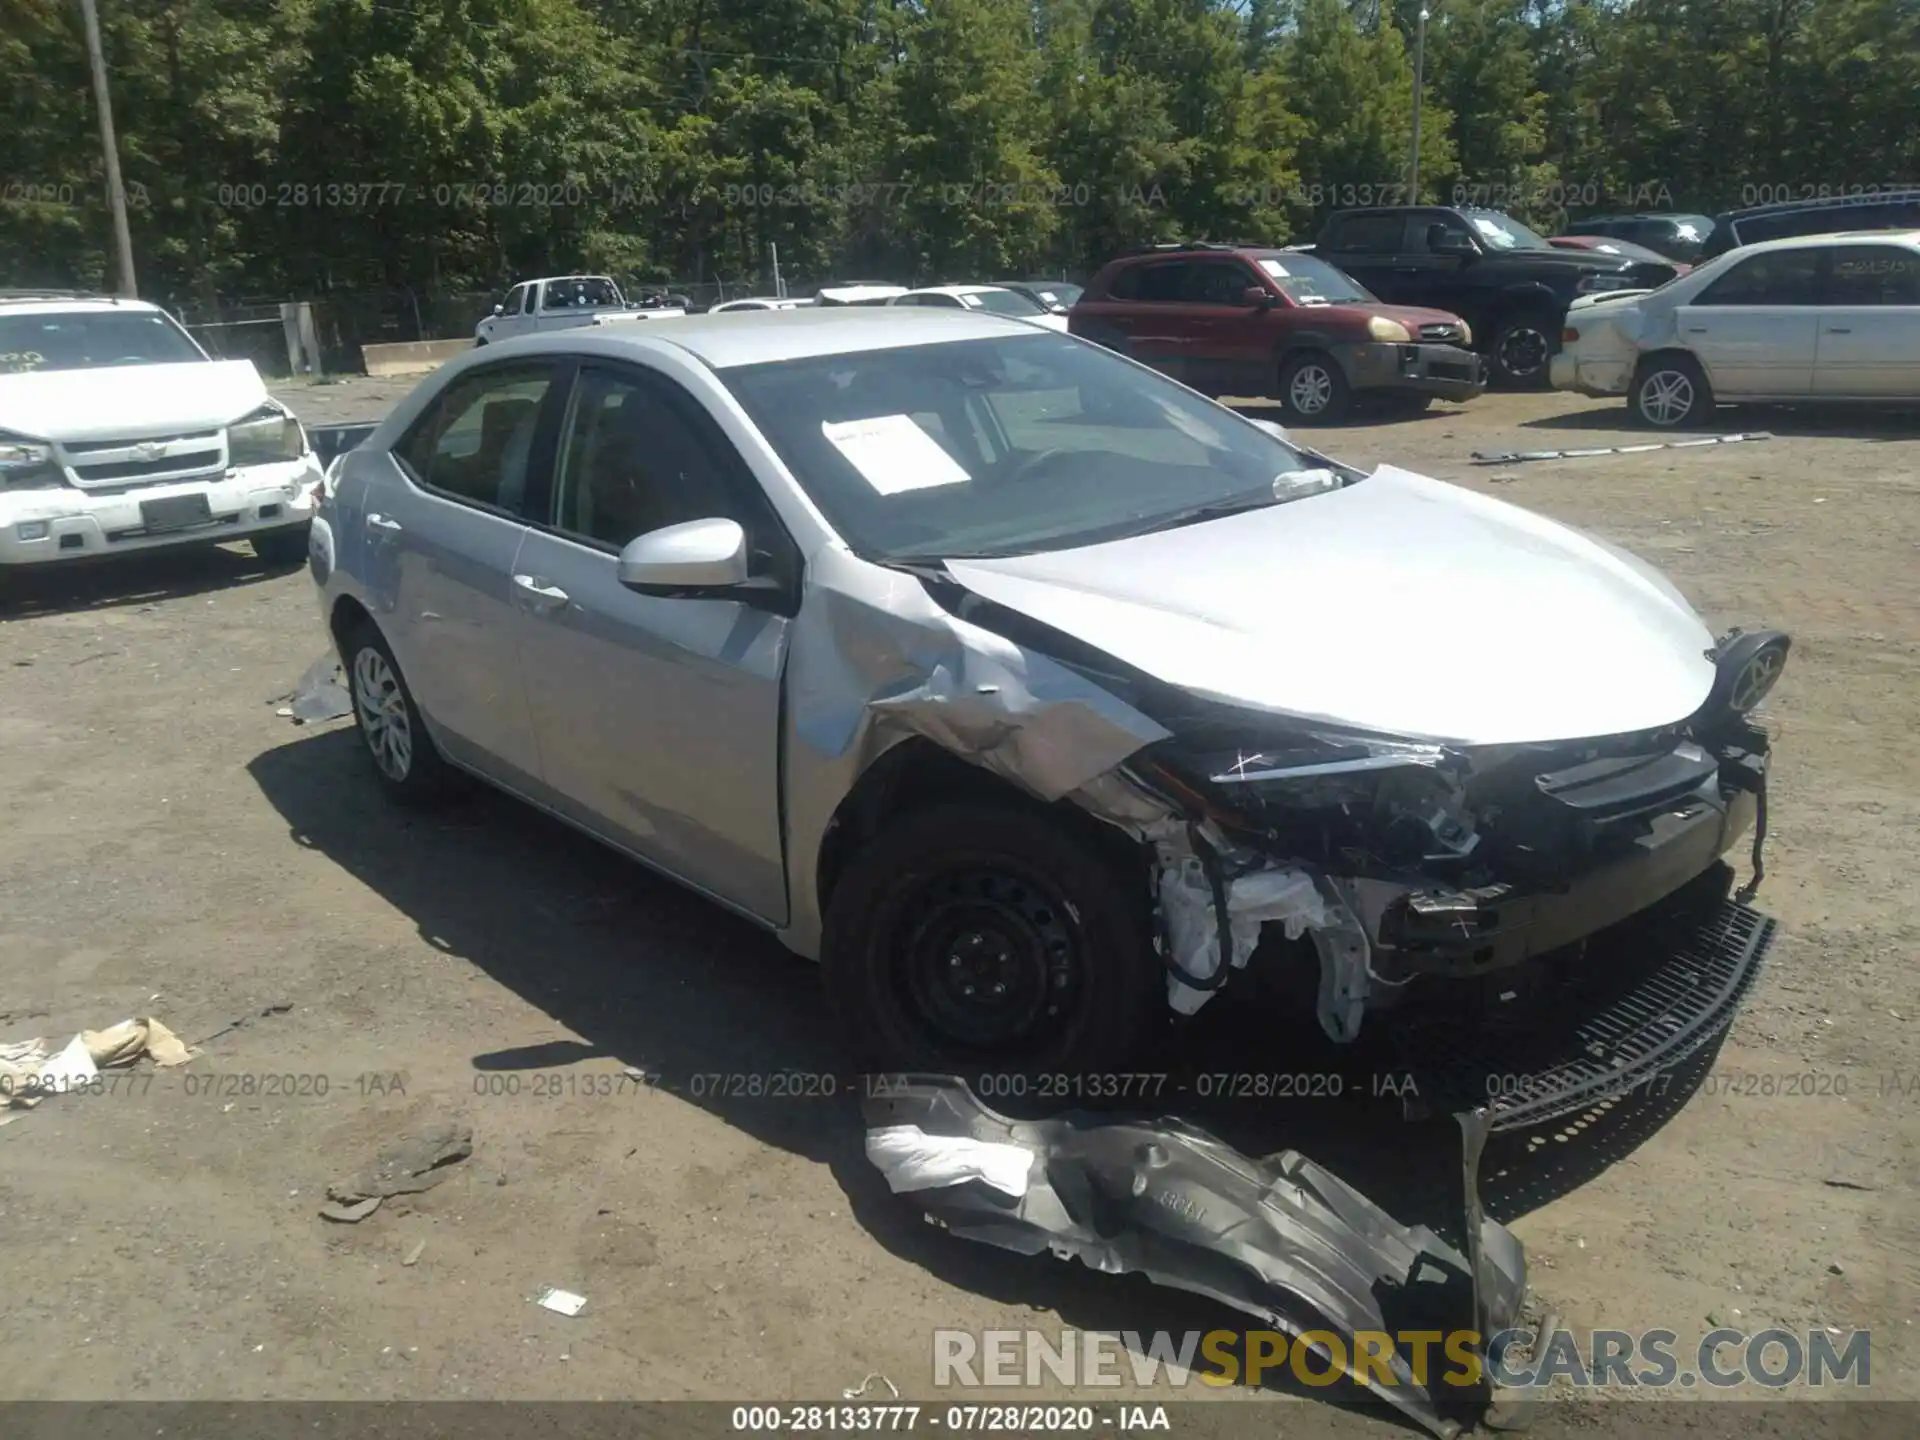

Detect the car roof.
xmin=1721 ymin=189 xmax=1920 ymax=222
xmin=0 ymin=294 xmax=167 ymax=317
xmin=1730 ymin=228 xmax=1920 ymax=254
xmin=492 ymin=305 xmax=1045 ymax=369
xmin=901 ymin=284 xmax=1008 ymax=297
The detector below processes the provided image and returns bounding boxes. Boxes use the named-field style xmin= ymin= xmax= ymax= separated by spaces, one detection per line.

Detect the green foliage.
xmin=2 ymin=0 xmax=1916 ymax=301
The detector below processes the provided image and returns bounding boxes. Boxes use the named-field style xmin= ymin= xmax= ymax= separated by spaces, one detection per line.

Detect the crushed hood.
xmin=946 ymin=464 xmax=1717 ymax=746
xmin=0 ymin=360 xmax=270 ymax=442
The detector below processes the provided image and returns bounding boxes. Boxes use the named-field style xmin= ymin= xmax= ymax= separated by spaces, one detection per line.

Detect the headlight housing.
xmin=1576 ymin=271 xmax=1635 ymax=294
xmin=1367 ymin=315 xmax=1413 ymax=343
xmin=0 ymin=429 xmax=61 ymax=489
xmin=1456 ymin=320 xmax=1472 ymax=345
xmin=1707 ymin=629 xmax=1792 ymax=716
xmin=227 ymin=403 xmax=305 ymax=467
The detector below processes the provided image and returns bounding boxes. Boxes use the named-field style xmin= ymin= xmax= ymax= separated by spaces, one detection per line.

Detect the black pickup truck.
xmin=1307 ymin=206 xmax=1680 ymax=386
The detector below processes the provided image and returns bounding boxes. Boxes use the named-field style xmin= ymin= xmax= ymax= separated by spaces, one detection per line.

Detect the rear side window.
xmin=1825 ymin=245 xmax=1920 ymax=305
xmin=1695 ymin=249 xmax=1824 ymax=306
xmin=1324 ymin=214 xmax=1403 ymax=253
xmin=395 ymin=362 xmax=555 ymax=514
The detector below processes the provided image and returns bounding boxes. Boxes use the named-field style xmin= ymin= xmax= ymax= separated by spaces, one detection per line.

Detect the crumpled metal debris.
xmin=320 ymin=1120 xmax=473 ymax=1220
xmin=863 ymin=1077 xmax=1536 ymax=1438
xmin=280 ymin=652 xmax=351 ymax=724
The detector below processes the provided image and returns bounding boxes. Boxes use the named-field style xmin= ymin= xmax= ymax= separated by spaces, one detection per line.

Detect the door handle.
xmin=1825 ymin=327 xmax=1851 ymax=334
xmin=1685 ymin=327 xmax=1708 ymax=334
xmin=365 ymin=512 xmax=402 ymax=533
xmin=511 ymin=573 xmax=571 ymax=611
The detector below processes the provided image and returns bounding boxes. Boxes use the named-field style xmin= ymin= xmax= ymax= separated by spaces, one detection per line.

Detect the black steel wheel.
xmin=822 ymin=801 xmax=1160 ymax=1075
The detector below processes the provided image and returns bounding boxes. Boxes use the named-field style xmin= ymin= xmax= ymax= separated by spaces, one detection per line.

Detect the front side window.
xmin=550 ymin=367 xmax=735 ymax=549
xmin=0 ymin=310 xmax=205 ymax=373
xmin=520 ymin=285 xmax=539 ymax=315
xmin=720 ymin=332 xmax=1329 ymax=563
xmin=395 ymin=363 xmax=553 ymax=512
xmin=1695 ymin=249 xmax=1824 ymax=306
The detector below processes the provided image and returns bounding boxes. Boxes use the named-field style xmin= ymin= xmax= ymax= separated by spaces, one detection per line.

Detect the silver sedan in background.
xmin=310 ymin=309 xmax=1787 ymax=1080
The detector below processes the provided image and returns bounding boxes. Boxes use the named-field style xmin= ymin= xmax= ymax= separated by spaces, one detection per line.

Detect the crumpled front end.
xmin=1115 ymin=625 xmax=1789 ymax=1043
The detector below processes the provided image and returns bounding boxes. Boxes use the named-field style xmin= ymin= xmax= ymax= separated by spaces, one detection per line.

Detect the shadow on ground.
xmin=0 ymin=539 xmax=301 ymax=619
xmin=249 ymin=726 xmax=1728 ymax=1426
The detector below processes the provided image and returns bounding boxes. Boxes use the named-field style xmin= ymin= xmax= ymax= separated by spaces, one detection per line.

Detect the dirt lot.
xmin=1 ymin=377 xmax=1915 ymax=1432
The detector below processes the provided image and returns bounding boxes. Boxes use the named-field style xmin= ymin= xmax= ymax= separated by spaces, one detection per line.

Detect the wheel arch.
xmin=812 ymin=737 xmax=1149 ymax=923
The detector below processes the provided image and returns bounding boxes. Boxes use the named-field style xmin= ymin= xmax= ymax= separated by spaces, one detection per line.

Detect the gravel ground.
xmin=0 ymin=373 xmax=1914 ymax=1435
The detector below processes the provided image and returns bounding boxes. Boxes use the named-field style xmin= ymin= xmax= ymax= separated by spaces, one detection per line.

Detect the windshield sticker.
xmin=958 ymin=293 xmax=983 ymax=308
xmin=1470 ymin=217 xmax=1515 ymax=247
xmin=1258 ymin=259 xmax=1291 ymax=278
xmin=822 ymin=415 xmax=972 ymax=495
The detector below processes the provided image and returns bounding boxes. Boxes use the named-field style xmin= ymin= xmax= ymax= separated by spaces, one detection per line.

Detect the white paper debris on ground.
xmin=843 ymin=1373 xmax=901 ymax=1401
xmin=1 ymin=1015 xmax=196 ymax=1124
xmin=536 ymin=1287 xmax=588 ymax=1317
xmin=822 ymin=415 xmax=972 ymax=495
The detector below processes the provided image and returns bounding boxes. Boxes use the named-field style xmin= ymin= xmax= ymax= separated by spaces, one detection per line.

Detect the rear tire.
xmin=343 ymin=619 xmax=463 ymax=806
xmin=1277 ymin=351 xmax=1351 ymax=423
xmin=1629 ymin=354 xmax=1713 ymax=428
xmin=821 ymin=801 xmax=1162 ymax=1076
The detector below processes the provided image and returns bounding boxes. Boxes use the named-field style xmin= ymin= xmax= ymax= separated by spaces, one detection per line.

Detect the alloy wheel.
xmin=352 ymin=646 xmax=414 ymax=782
xmin=1637 ymin=369 xmax=1696 ymax=426
xmin=1288 ymin=364 xmax=1334 ymax=416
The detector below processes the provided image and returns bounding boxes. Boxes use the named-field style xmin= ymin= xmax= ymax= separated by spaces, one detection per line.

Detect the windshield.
xmin=963 ymin=289 xmax=1047 ymax=317
xmin=1468 ymin=212 xmax=1552 ymax=250
xmin=1255 ymin=254 xmax=1373 ymax=305
xmin=721 ymin=333 xmax=1333 ymax=562
xmin=0 ymin=310 xmax=205 ymax=373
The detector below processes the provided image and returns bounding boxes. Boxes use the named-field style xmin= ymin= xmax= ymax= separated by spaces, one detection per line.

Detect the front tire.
xmin=251 ymin=523 xmax=311 ymax=568
xmin=1629 ymin=354 xmax=1713 ymax=428
xmin=1277 ymin=351 xmax=1351 ymax=423
xmin=1488 ymin=311 xmax=1556 ymax=389
xmin=343 ymin=619 xmax=462 ymax=806
xmin=821 ymin=802 xmax=1162 ymax=1076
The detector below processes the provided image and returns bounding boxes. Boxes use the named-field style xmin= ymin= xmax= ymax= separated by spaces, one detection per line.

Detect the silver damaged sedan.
xmin=309 ymin=309 xmax=1789 ymax=1081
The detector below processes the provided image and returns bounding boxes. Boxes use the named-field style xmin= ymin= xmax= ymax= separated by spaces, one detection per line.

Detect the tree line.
xmin=3 ymin=0 xmax=1917 ymax=306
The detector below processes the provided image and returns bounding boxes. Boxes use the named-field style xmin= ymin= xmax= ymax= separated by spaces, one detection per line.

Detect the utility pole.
xmin=77 ymin=0 xmax=138 ymax=297
xmin=1409 ymin=7 xmax=1430 ymax=204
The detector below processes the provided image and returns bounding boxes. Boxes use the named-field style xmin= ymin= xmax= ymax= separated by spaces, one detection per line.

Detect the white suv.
xmin=0 ymin=292 xmax=322 ymax=569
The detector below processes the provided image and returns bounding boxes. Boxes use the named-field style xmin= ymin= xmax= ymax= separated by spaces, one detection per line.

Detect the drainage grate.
xmin=1393 ymin=895 xmax=1776 ymax=1133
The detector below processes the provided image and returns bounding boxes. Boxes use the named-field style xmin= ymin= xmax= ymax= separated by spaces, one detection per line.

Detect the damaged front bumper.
xmin=1118 ymin=632 xmax=1788 ymax=1045
xmin=865 ymin=1077 xmax=1541 ymax=1437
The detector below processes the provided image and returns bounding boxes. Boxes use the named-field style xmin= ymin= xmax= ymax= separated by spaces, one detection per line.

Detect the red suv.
xmin=1069 ymin=242 xmax=1484 ymax=422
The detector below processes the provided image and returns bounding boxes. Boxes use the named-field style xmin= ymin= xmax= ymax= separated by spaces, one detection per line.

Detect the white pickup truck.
xmin=0 ymin=292 xmax=322 ymax=571
xmin=475 ymin=276 xmax=685 ymax=344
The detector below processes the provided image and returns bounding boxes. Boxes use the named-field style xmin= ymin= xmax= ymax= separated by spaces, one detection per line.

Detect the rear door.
xmin=1813 ymin=242 xmax=1920 ymax=396
xmin=508 ymin=361 xmax=794 ymax=921
xmin=366 ymin=358 xmax=565 ymax=786
xmin=1675 ymin=248 xmax=1823 ymax=396
xmin=1105 ymin=260 xmax=1196 ymax=379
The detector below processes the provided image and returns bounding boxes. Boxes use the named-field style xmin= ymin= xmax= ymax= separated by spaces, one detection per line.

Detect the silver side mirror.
xmin=493 ymin=303 xmax=504 ymax=315
xmin=617 ymin=517 xmax=750 ymax=594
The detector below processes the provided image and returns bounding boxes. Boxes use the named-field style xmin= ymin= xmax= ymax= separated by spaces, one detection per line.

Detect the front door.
xmin=1175 ymin=258 xmax=1276 ymax=396
xmin=1814 ymin=242 xmax=1920 ymax=396
xmin=370 ymin=358 xmax=562 ymax=787
xmin=510 ymin=362 xmax=792 ymax=922
xmin=1677 ymin=247 xmax=1822 ymax=396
